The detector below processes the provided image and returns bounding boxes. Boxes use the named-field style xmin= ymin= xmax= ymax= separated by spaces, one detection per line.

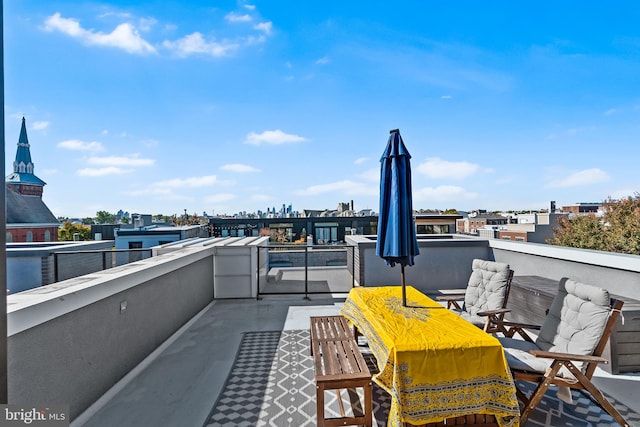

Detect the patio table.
xmin=340 ymin=286 xmax=520 ymax=427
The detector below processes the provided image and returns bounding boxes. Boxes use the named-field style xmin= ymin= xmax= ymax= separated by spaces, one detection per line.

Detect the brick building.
xmin=561 ymin=202 xmax=602 ymax=215
xmin=6 ymin=118 xmax=59 ymax=242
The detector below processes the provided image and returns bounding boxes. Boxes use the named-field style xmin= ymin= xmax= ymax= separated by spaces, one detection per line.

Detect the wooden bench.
xmin=310 ymin=315 xmax=372 ymax=427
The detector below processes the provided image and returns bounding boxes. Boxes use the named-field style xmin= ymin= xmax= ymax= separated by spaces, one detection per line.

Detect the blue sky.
xmin=5 ymin=1 xmax=640 ymax=218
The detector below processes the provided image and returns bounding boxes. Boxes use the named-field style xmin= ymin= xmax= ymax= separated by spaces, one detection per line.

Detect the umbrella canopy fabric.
xmin=376 ymin=129 xmax=420 ymax=268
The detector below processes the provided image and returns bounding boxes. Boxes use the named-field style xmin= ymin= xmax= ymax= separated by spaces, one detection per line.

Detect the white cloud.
xmin=123 ymin=175 xmax=223 ymax=200
xmin=565 ymin=126 xmax=596 ymax=136
xmin=359 ymin=168 xmax=380 ymax=182
xmin=604 ymin=108 xmax=617 ymax=116
xmin=225 ymin=12 xmax=252 ymax=23
xmin=416 ymin=157 xmax=479 ymax=179
xmin=609 ymin=188 xmax=637 ymax=199
xmin=547 ymin=168 xmax=611 ymax=188
xmin=221 ymin=163 xmax=261 ymax=173
xmin=414 ymin=185 xmax=478 ymax=202
xmin=204 ymin=193 xmax=237 ymax=203
xmin=152 ymin=175 xmax=219 ymax=189
xmin=251 ymin=194 xmax=272 ymax=202
xmin=32 ymin=121 xmax=50 ymax=130
xmin=87 ymin=155 xmax=154 ymax=167
xmin=58 ymin=139 xmax=105 ymax=151
xmin=77 ymin=166 xmax=133 ymax=176
xmin=244 ymin=129 xmax=308 ymax=145
xmin=294 ymin=180 xmax=377 ymax=197
xmin=123 ymin=187 xmax=192 ymax=200
xmin=244 ymin=4 xmax=256 ymax=10
xmin=440 ymin=95 xmax=453 ymax=99
xmin=138 ymin=17 xmax=157 ymax=32
xmin=97 ymin=12 xmax=133 ymax=20
xmin=141 ymin=139 xmax=159 ymax=148
xmin=354 ymin=157 xmax=368 ymax=165
xmin=316 ymin=56 xmax=330 ymax=65
xmin=253 ymin=22 xmax=272 ymax=35
xmin=43 ymin=13 xmax=156 ymax=55
xmin=163 ymin=32 xmax=239 ymax=57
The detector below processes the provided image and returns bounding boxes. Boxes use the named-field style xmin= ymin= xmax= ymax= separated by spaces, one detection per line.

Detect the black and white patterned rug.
xmin=204 ymin=330 xmax=640 ymax=427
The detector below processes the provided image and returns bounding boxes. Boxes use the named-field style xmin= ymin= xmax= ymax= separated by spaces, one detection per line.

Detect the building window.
xmin=315 ymin=222 xmax=338 ymax=244
xmin=417 ymin=224 xmax=450 ymax=234
xmin=270 ymin=223 xmax=294 ymax=243
xmin=44 ymin=230 xmax=51 ymax=242
xmin=515 ymin=237 xmax=525 ymax=242
xmin=6 ymin=232 xmax=12 ymax=243
xmin=26 ymin=231 xmax=33 ymax=242
xmin=129 ymin=241 xmax=143 ymax=249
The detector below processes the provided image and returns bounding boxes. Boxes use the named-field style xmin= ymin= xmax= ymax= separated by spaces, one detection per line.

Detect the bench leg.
xmin=364 ymin=381 xmax=372 ymax=427
xmin=316 ymin=383 xmax=325 ymax=427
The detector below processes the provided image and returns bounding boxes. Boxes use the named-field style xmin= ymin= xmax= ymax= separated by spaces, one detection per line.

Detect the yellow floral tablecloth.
xmin=340 ymin=286 xmax=520 ymax=427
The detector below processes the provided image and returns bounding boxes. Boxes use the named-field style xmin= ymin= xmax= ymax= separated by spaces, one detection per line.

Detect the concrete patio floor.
xmin=72 ymin=295 xmax=640 ymax=427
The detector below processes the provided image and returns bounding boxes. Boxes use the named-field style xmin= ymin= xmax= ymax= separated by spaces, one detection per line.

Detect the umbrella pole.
xmin=401 ymin=265 xmax=407 ymax=307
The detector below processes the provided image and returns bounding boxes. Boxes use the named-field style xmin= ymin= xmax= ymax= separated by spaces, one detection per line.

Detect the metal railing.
xmin=257 ymin=244 xmax=356 ymax=299
xmin=52 ymin=248 xmax=153 ymax=283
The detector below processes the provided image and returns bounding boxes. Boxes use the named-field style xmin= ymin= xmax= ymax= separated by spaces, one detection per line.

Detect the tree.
xmin=602 ymin=195 xmax=640 ymax=254
xmin=95 ymin=210 xmax=116 ymax=224
xmin=58 ymin=222 xmax=92 ymax=241
xmin=443 ymin=208 xmax=459 ymax=214
xmin=548 ymin=214 xmax=606 ymax=251
xmin=548 ymin=194 xmax=640 ymax=255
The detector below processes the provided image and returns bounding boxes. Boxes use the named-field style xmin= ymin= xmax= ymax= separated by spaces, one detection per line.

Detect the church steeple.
xmin=14 ymin=117 xmax=35 ymax=175
xmin=6 ymin=117 xmax=46 ymax=193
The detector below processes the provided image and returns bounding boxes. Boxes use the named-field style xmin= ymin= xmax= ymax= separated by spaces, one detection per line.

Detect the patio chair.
xmin=496 ymin=277 xmax=629 ymax=426
xmin=437 ymin=259 xmax=514 ymax=332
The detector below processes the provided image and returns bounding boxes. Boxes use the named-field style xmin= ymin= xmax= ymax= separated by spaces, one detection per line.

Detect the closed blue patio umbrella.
xmin=376 ymin=129 xmax=420 ymax=307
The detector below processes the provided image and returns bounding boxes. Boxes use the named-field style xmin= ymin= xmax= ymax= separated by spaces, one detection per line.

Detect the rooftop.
xmin=6 ymin=236 xmax=640 ymax=426
xmin=72 ymin=296 xmax=640 ymax=427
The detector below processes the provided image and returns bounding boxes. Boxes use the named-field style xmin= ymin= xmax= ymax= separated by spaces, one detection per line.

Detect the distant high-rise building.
xmin=6 ymin=117 xmax=60 ymax=242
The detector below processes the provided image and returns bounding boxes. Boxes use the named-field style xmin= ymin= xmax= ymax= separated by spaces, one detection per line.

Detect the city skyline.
xmin=5 ymin=2 xmax=640 ymax=218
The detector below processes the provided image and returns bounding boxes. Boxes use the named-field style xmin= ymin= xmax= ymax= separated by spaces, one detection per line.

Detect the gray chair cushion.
xmin=498 ymin=336 xmax=546 ymax=371
xmin=464 ymin=259 xmax=510 ymax=316
xmin=498 ymin=336 xmax=576 ymax=380
xmin=500 ymin=277 xmax=612 ymax=379
xmin=535 ymin=278 xmax=610 ymax=357
xmin=457 ymin=310 xmax=486 ymax=328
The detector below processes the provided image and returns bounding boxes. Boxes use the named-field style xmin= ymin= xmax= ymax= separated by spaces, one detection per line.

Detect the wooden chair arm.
xmin=436 ymin=294 xmax=465 ymax=310
xmin=493 ymin=320 xmax=541 ymax=340
xmin=529 ymin=349 xmax=608 ymax=364
xmin=499 ymin=320 xmax=542 ymax=330
xmin=436 ymin=294 xmax=465 ymax=301
xmin=476 ymin=308 xmax=511 ymax=317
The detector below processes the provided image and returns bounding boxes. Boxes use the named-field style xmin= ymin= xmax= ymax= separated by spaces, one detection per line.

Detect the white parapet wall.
xmin=488 ymin=239 xmax=640 ymax=300
xmin=7 ymin=244 xmax=216 ymax=420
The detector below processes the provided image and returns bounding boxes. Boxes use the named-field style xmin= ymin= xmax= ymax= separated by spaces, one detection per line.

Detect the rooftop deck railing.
xmin=257 ymin=244 xmax=356 ymax=298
